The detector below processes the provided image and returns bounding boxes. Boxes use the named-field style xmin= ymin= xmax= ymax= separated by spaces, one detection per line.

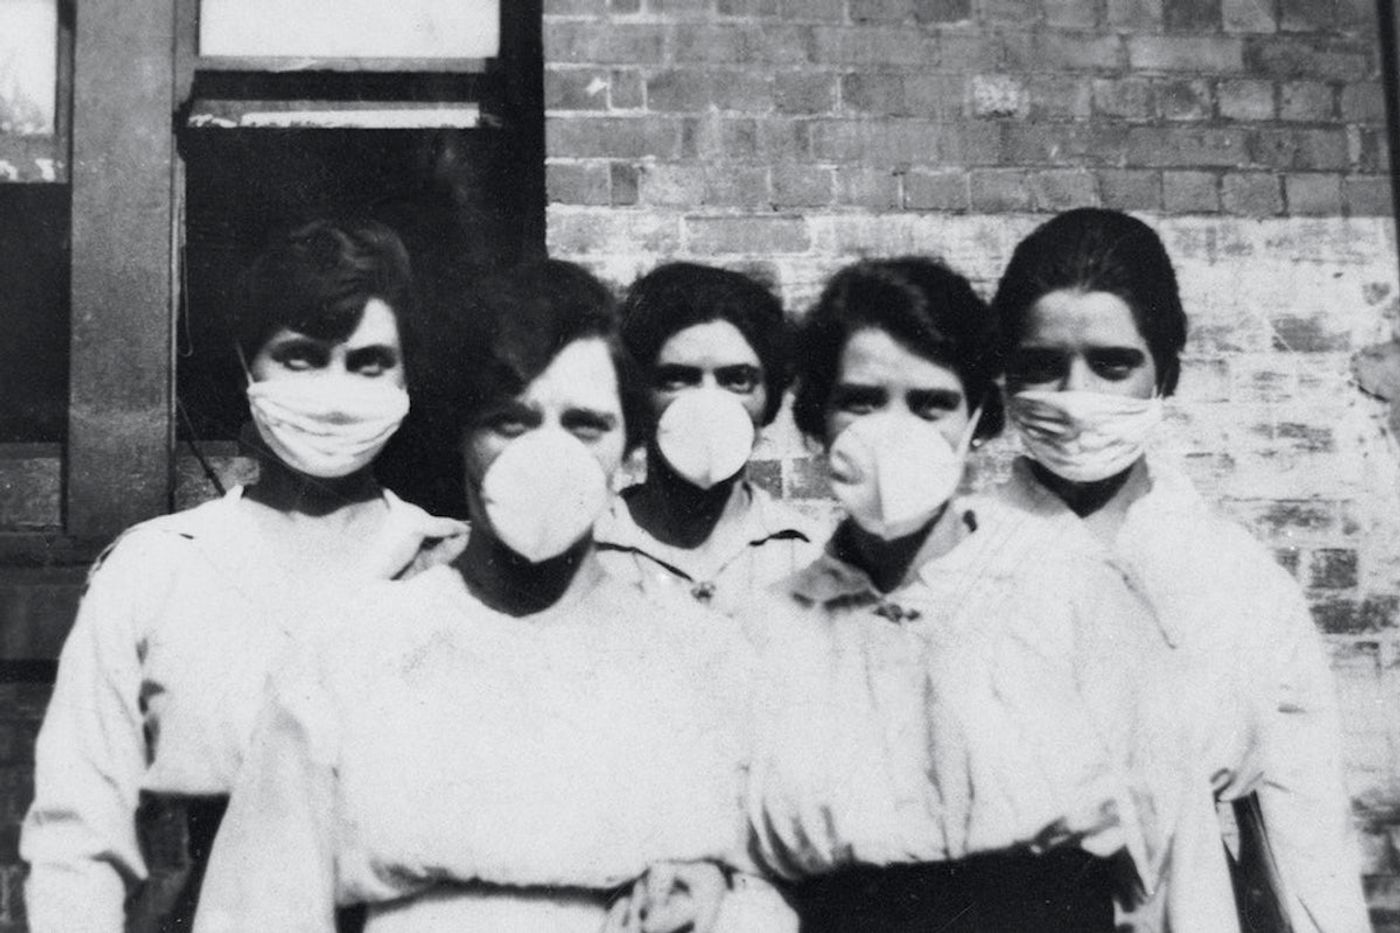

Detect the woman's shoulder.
xmin=87 ymin=489 xmax=248 ymax=582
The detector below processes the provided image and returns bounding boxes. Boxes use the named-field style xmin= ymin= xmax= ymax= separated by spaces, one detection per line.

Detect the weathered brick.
xmin=936 ymin=32 xmax=1008 ymax=70
xmin=1286 ymin=172 xmax=1345 ymax=214
xmin=843 ymin=73 xmax=905 ymax=114
xmin=685 ymin=215 xmax=811 ymax=254
xmin=1356 ymin=127 xmax=1390 ymax=174
xmin=1126 ymin=126 xmax=1248 ymax=167
xmin=1044 ymin=0 xmax=1100 ymax=27
xmin=1217 ymin=78 xmax=1275 ymax=120
xmin=811 ymin=26 xmax=935 ymax=65
xmin=545 ymin=68 xmax=612 ymax=111
xmin=780 ymin=0 xmax=846 ymax=19
xmin=610 ymin=0 xmax=641 ymax=12
xmin=771 ymin=164 xmax=834 ymax=207
xmin=545 ymin=22 xmax=667 ymax=63
xmin=1311 ymin=546 xmax=1361 ymax=589
xmin=683 ymin=115 xmax=764 ymax=160
xmin=971 ymin=74 xmax=1026 ymax=118
xmin=1249 ymin=127 xmax=1349 ymax=170
xmin=651 ymin=0 xmax=712 ymax=15
xmin=904 ymin=75 xmax=968 ymax=120
xmin=637 ymin=163 xmax=706 ymax=207
xmin=548 ymin=116 xmax=684 ymax=159
xmin=1279 ymin=81 xmax=1336 ymax=121
xmin=811 ymin=119 xmax=994 ymax=166
xmin=1345 ymin=175 xmax=1395 ymax=216
xmin=548 ymin=210 xmax=683 ymax=255
xmin=982 ymin=0 xmax=1039 ymax=23
xmin=673 ymin=24 xmax=814 ymax=64
xmin=1342 ymin=82 xmax=1387 ymax=122
xmin=606 ymin=162 xmax=636 ymax=205
xmin=1274 ymin=546 xmax=1302 ymax=577
xmin=610 ymin=69 xmax=645 ymax=109
xmin=970 ymin=169 xmax=1035 ymax=211
xmin=904 ymin=169 xmax=971 ymax=210
xmin=646 ymin=70 xmax=714 ymax=112
xmin=1003 ymin=122 xmax=1130 ymax=165
xmin=1221 ymin=171 xmax=1283 ymax=214
xmin=1163 ymin=0 xmax=1221 ymax=31
xmin=711 ymin=70 xmax=775 ymax=112
xmin=1098 ymin=168 xmax=1163 ymax=209
xmin=1029 ymin=76 xmax=1093 ymax=120
xmin=1157 ymin=78 xmax=1213 ymax=120
xmin=1094 ymin=78 xmax=1154 ymax=120
xmin=1221 ymin=0 xmax=1275 ymax=32
xmin=1028 ymin=169 xmax=1097 ymax=210
xmin=544 ymin=0 xmax=607 ymax=14
xmin=1243 ymin=37 xmax=1375 ymax=81
xmin=1279 ymin=0 xmax=1339 ymax=32
xmin=1108 ymin=0 xmax=1164 ymax=28
xmin=1163 ymin=170 xmax=1221 ymax=211
xmin=546 ymin=161 xmax=612 ymax=205
xmin=774 ymin=72 xmax=837 ymax=114
xmin=1128 ymin=35 xmax=1244 ymax=72
xmin=851 ymin=0 xmax=915 ymax=22
xmin=1007 ymin=32 xmax=1124 ymax=71
xmin=836 ymin=166 xmax=902 ymax=208
xmin=915 ymin=0 xmax=974 ymax=21
xmin=718 ymin=0 xmax=781 ymax=13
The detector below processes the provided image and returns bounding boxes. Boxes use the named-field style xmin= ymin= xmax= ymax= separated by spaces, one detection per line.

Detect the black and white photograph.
xmin=1 ymin=0 xmax=1397 ymax=930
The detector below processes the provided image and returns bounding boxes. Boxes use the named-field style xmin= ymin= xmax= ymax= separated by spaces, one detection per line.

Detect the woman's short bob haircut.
xmin=792 ymin=256 xmax=1003 ymax=443
xmin=620 ymin=262 xmax=791 ymax=427
xmin=992 ymin=207 xmax=1187 ymax=396
xmin=423 ymin=259 xmax=647 ymax=451
xmin=238 ymin=218 xmax=416 ymax=374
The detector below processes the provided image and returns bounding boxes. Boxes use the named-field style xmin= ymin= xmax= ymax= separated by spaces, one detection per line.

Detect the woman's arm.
xmin=193 ymin=660 xmax=341 ymax=933
xmin=1252 ymin=570 xmax=1371 ymax=933
xmin=21 ymin=536 xmax=166 ymax=933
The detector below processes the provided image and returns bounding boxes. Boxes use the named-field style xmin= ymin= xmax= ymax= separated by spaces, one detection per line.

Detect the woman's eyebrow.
xmin=562 ymin=407 xmax=619 ymax=426
xmin=907 ymin=388 xmax=963 ymax=407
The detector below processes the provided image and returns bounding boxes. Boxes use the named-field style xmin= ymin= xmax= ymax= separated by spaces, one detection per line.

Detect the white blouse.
xmin=744 ymin=502 xmax=1219 ymax=926
xmin=595 ymin=481 xmax=821 ymax=617
xmin=194 ymin=561 xmax=772 ymax=933
xmin=22 ymin=486 xmax=466 ymax=933
xmin=992 ymin=455 xmax=1371 ymax=933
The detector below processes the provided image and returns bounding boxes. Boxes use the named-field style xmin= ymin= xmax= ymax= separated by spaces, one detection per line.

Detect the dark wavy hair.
xmin=422 ymin=259 xmax=647 ymax=451
xmin=792 ymin=256 xmax=1003 ymax=443
xmin=238 ymin=218 xmax=417 ymax=378
xmin=620 ymin=262 xmax=791 ymax=429
xmin=991 ymin=208 xmax=1187 ymax=396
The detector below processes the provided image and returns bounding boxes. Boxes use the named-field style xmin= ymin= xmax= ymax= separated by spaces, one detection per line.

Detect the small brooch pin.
xmin=691 ymin=581 xmax=717 ymax=603
xmin=873 ymin=601 xmax=921 ymax=623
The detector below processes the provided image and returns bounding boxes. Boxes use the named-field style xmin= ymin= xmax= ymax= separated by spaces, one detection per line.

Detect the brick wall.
xmin=543 ymin=0 xmax=1400 ymax=926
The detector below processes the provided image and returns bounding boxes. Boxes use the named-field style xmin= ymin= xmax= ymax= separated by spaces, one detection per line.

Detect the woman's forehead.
xmin=1021 ymin=289 xmax=1147 ymax=349
xmin=519 ymin=338 xmax=621 ymax=412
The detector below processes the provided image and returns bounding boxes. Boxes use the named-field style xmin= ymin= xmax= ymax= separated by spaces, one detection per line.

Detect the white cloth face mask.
xmin=479 ymin=428 xmax=612 ymax=563
xmin=654 ymin=388 xmax=757 ymax=490
xmin=1009 ymin=389 xmax=1163 ymax=484
xmin=827 ymin=411 xmax=978 ymax=541
xmin=246 ymin=376 xmax=409 ymax=479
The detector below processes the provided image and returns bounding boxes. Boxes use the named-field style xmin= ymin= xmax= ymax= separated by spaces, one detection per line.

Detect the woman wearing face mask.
xmin=743 ymin=257 xmax=1210 ymax=932
xmin=192 ymin=260 xmax=793 ymax=933
xmin=595 ymin=262 xmax=819 ymax=616
xmin=22 ymin=219 xmax=467 ymax=933
xmin=990 ymin=207 xmax=1369 ymax=932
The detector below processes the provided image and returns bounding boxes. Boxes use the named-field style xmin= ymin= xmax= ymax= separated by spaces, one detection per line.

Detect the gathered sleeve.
xmin=21 ymin=533 xmax=177 ymax=933
xmin=1250 ymin=561 xmax=1370 ymax=933
xmin=193 ymin=655 xmax=342 ymax=933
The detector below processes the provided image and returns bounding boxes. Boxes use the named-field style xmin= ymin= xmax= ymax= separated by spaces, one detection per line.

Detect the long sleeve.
xmin=1253 ymin=576 xmax=1370 ymax=933
xmin=21 ymin=535 xmax=170 ymax=933
xmin=194 ymin=660 xmax=341 ymax=933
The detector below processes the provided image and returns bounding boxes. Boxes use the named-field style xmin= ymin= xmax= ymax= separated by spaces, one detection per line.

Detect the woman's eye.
xmin=718 ymin=368 xmax=760 ymax=394
xmin=563 ymin=412 xmax=613 ymax=442
xmin=489 ymin=416 xmax=529 ymax=438
xmin=1090 ymin=360 xmax=1135 ymax=381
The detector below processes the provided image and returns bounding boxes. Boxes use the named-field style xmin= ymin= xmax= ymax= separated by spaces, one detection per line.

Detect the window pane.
xmin=0 ymin=0 xmax=62 ymax=182
xmin=199 ymin=0 xmax=500 ymax=59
